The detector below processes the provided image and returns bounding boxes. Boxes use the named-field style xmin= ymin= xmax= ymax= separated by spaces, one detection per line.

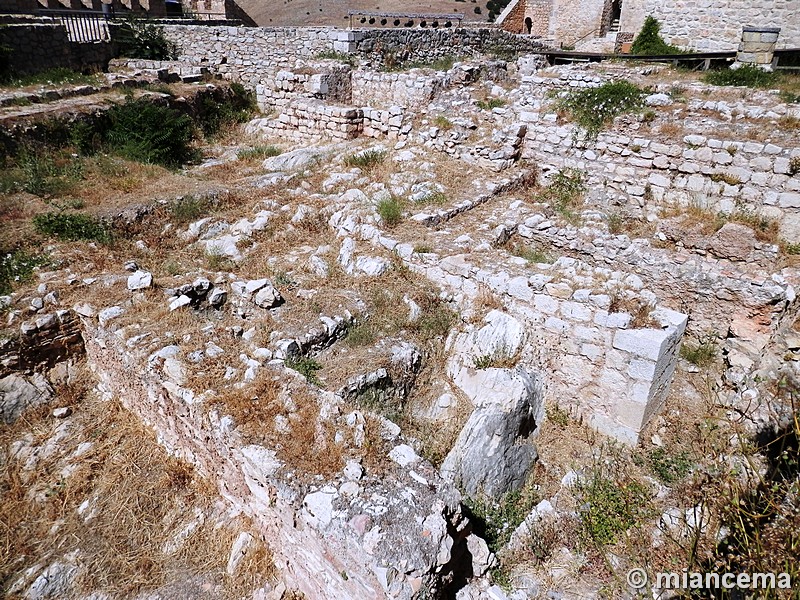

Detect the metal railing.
xmin=38 ymin=9 xmax=111 ymax=42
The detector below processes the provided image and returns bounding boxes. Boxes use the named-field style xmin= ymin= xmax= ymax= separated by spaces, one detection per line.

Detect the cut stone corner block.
xmin=601 ymin=306 xmax=688 ymax=446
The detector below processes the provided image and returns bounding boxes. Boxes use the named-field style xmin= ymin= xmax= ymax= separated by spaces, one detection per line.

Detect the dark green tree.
xmin=630 ymin=16 xmax=683 ymax=55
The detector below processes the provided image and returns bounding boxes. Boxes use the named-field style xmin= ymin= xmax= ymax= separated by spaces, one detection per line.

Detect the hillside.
xmin=234 ymin=0 xmax=493 ymax=27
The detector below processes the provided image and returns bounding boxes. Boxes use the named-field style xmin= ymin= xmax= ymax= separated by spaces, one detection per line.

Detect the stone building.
xmin=497 ymin=0 xmax=799 ymax=52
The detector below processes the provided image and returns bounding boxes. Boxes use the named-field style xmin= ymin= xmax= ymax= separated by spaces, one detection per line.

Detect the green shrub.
xmin=0 ymin=41 xmax=11 ymax=84
xmin=104 ymin=98 xmax=195 ymax=167
xmin=466 ymin=488 xmax=538 ymax=553
xmin=168 ymin=195 xmax=212 ymax=224
xmin=0 ymin=249 xmax=48 ymax=295
xmin=630 ymin=16 xmax=684 ymax=55
xmin=476 ymin=98 xmax=506 ymax=110
xmin=115 ymin=17 xmax=177 ymax=60
xmin=33 ymin=212 xmax=111 ymax=243
xmin=703 ymin=64 xmax=779 ymax=89
xmin=578 ymin=473 xmax=650 ymax=546
xmin=376 ymin=195 xmax=403 ymax=227
xmin=196 ymin=83 xmax=257 ymax=137
xmin=647 ymin=447 xmax=694 ymax=485
xmin=13 ymin=147 xmax=84 ymax=197
xmin=285 ymin=356 xmax=322 ymax=385
xmin=237 ymin=145 xmax=281 ymax=161
xmin=343 ymin=149 xmax=387 ymax=170
xmin=556 ymin=80 xmax=647 ymax=139
xmin=679 ymin=337 xmax=717 ymax=366
xmin=536 ymin=168 xmax=587 ymax=221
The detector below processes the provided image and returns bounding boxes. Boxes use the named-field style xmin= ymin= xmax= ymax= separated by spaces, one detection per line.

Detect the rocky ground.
xmin=1 ymin=54 xmax=799 ymax=600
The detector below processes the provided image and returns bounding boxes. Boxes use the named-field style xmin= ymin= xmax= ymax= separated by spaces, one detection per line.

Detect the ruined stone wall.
xmin=0 ymin=23 xmax=114 ymax=75
xmin=351 ymin=70 xmax=447 ymax=112
xmin=349 ymin=27 xmax=551 ymax=65
xmin=160 ymin=25 xmax=340 ymax=86
xmin=79 ymin=315 xmax=472 ymax=600
xmin=619 ymin=0 xmax=800 ymax=51
xmin=518 ymin=71 xmax=800 ymax=242
xmin=246 ymin=100 xmax=409 ymax=142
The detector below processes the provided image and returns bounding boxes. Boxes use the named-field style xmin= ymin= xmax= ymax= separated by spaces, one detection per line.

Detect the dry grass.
xmin=656 ymin=121 xmax=685 ymax=139
xmin=213 ymin=371 xmax=344 ymax=478
xmin=0 ymin=368 xmax=275 ymax=599
xmin=608 ymin=293 xmax=658 ymax=329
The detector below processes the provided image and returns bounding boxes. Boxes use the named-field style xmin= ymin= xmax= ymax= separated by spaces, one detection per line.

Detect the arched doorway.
xmin=524 ymin=16 xmax=532 ymax=34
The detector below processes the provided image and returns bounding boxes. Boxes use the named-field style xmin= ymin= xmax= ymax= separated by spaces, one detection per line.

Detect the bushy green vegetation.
xmin=679 ymin=337 xmax=717 ymax=367
xmin=646 ymin=447 xmax=694 ymax=485
xmin=556 ymin=81 xmax=647 ymax=139
xmin=343 ymin=149 xmax=387 ymax=170
xmin=578 ymin=471 xmax=651 ymax=546
xmin=237 ymin=145 xmax=281 ymax=161
xmin=196 ymin=83 xmax=257 ymax=137
xmin=115 ymin=17 xmax=177 ymax=60
xmin=536 ymin=168 xmax=587 ymax=222
xmin=466 ymin=488 xmax=538 ymax=553
xmin=703 ymin=64 xmax=779 ymax=88
xmin=105 ymin=98 xmax=196 ymax=167
xmin=0 ymin=146 xmax=83 ymax=198
xmin=33 ymin=212 xmax=111 ymax=243
xmin=0 ymin=249 xmax=49 ymax=295
xmin=376 ymin=195 xmax=404 ymax=227
xmin=630 ymin=16 xmax=684 ymax=55
xmin=285 ymin=356 xmax=323 ymax=385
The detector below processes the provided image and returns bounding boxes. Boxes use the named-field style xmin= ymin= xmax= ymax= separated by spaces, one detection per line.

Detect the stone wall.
xmin=0 ymin=23 xmax=114 ymax=75
xmin=351 ymin=70 xmax=447 ymax=112
xmin=619 ymin=0 xmax=800 ymax=51
xmin=161 ymin=25 xmax=340 ymax=86
xmin=348 ymin=27 xmax=552 ymax=65
xmin=517 ymin=70 xmax=800 ymax=242
xmin=0 ymin=310 xmax=85 ymax=378
xmin=246 ymin=99 xmax=409 ymax=142
xmin=79 ymin=315 xmax=478 ymax=599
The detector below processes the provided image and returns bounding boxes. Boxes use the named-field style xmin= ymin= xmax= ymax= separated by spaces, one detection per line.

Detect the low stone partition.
xmin=247 ymin=99 xmax=409 ymax=141
xmin=415 ymin=252 xmax=688 ymax=445
xmin=78 ymin=313 xmax=488 ymax=599
xmin=736 ymin=26 xmax=781 ymax=69
xmin=0 ymin=310 xmax=85 ymax=377
xmin=351 ymin=70 xmax=447 ymax=112
xmin=255 ymin=63 xmax=353 ymax=109
xmin=516 ymin=72 xmax=800 ymax=241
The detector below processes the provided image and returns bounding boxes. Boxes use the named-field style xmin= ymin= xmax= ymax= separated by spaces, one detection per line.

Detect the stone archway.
xmin=524 ymin=16 xmax=532 ymax=34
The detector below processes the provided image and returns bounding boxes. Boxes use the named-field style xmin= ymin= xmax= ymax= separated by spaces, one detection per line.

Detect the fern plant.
xmin=104 ymin=98 xmax=196 ymax=167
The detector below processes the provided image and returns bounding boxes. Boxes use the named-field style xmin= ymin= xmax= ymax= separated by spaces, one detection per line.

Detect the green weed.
xmin=237 ymin=145 xmax=281 ymax=161
xmin=105 ymin=98 xmax=196 ymax=167
xmin=0 ymin=249 xmax=49 ymax=295
xmin=286 ymin=356 xmax=322 ymax=385
xmin=704 ymin=64 xmax=779 ymax=89
xmin=556 ymin=81 xmax=647 ymax=139
xmin=631 ymin=16 xmax=684 ymax=55
xmin=32 ymin=212 xmax=111 ymax=243
xmin=343 ymin=149 xmax=387 ymax=170
xmin=376 ymin=195 xmax=404 ymax=227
